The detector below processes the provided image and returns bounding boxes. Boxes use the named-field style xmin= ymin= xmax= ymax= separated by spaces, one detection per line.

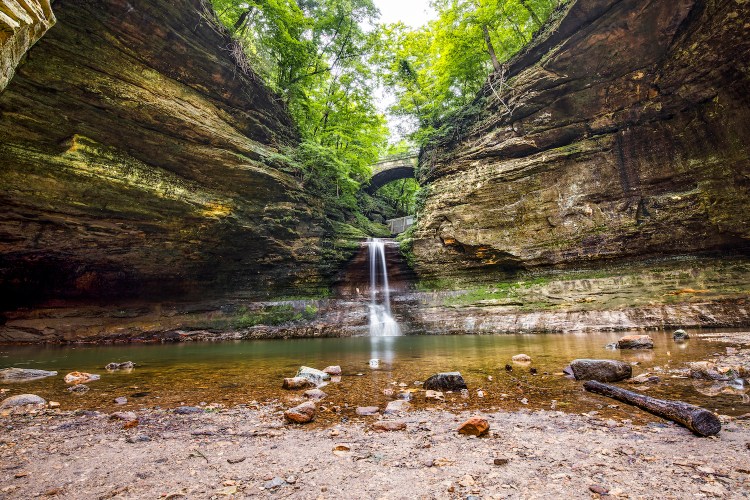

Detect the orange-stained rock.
xmin=457 ymin=417 xmax=489 ymax=436
xmin=372 ymin=421 xmax=407 ymax=432
xmin=64 ymin=372 xmax=100 ymax=384
xmin=282 ymin=377 xmax=314 ymax=390
xmin=284 ymin=401 xmax=316 ymax=424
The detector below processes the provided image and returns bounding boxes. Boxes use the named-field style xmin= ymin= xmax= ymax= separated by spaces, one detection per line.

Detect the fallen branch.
xmin=583 ymin=380 xmax=721 ymax=437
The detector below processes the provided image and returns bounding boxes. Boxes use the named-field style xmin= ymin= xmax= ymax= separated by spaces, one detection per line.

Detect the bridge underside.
xmin=366 ymin=166 xmax=415 ymax=194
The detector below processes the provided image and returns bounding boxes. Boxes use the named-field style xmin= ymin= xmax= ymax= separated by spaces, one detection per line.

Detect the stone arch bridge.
xmin=365 ymin=153 xmax=418 ymax=194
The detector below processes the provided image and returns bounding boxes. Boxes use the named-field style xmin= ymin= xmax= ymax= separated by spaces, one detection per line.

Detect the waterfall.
xmin=367 ymin=238 xmax=401 ymax=337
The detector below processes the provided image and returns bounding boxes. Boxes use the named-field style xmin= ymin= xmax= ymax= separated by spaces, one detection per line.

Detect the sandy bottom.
xmin=2 ymin=403 xmax=750 ymax=499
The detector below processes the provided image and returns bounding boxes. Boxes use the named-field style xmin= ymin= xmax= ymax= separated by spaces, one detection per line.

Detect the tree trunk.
xmin=583 ymin=381 xmax=721 ymax=437
xmin=518 ymin=0 xmax=543 ymax=27
xmin=482 ymin=25 xmax=502 ymax=72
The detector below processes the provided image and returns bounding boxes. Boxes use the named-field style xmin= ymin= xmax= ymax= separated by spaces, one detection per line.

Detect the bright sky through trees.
xmin=372 ymin=0 xmax=435 ymax=27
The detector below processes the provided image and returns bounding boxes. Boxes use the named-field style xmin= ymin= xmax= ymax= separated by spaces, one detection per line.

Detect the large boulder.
xmin=617 ymin=335 xmax=654 ymax=349
xmin=569 ymin=359 xmax=632 ymax=382
xmin=0 ymin=368 xmax=57 ymax=382
xmin=295 ymin=366 xmax=330 ymax=386
xmin=1 ymin=394 xmax=47 ymax=408
xmin=423 ymin=372 xmax=467 ymax=391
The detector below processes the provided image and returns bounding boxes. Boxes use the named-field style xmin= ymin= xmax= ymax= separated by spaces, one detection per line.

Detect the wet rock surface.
xmin=0 ymin=394 xmax=46 ymax=408
xmin=570 ymin=359 xmax=632 ymax=382
xmin=423 ymin=372 xmax=468 ymax=392
xmin=617 ymin=335 xmax=654 ymax=350
xmin=0 ymin=368 xmax=57 ymax=382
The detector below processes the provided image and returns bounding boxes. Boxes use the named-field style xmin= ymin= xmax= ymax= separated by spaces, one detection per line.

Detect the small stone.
xmin=64 ymin=371 xmax=100 ymax=384
xmin=423 ymin=372 xmax=467 ymax=391
xmin=477 ymin=390 xmax=485 ymax=398
xmin=493 ymin=457 xmax=509 ymax=466
xmin=425 ymin=390 xmax=444 ymax=401
xmin=0 ymin=394 xmax=46 ymax=408
xmin=627 ymin=373 xmax=660 ymax=384
xmin=48 ymin=401 xmax=60 ymax=408
xmin=512 ymin=354 xmax=531 ymax=363
xmin=673 ymin=329 xmax=690 ymax=340
xmin=505 ymin=364 xmax=513 ymax=371
xmin=174 ymin=406 xmax=203 ymax=415
xmin=372 ymin=421 xmax=407 ymax=432
xmin=589 ymin=484 xmax=609 ymax=495
xmin=105 ymin=361 xmax=135 ymax=371
xmin=67 ymin=384 xmax=89 ymax=393
xmin=617 ymin=335 xmax=654 ymax=349
xmin=458 ymin=475 xmax=475 ymax=487
xmin=284 ymin=401 xmax=316 ymax=424
xmin=282 ymin=377 xmax=314 ymax=390
xmin=322 ymin=365 xmax=341 ymax=376
xmin=126 ymin=434 xmax=151 ymax=443
xmin=457 ymin=417 xmax=489 ymax=436
xmin=356 ymin=406 xmax=379 ymax=416
xmin=111 ymin=411 xmax=137 ymax=422
xmin=303 ymin=388 xmax=327 ymax=400
xmin=114 ymin=397 xmax=128 ymax=405
xmin=384 ymin=400 xmax=411 ymax=414
xmin=285 ymin=475 xmax=297 ymax=484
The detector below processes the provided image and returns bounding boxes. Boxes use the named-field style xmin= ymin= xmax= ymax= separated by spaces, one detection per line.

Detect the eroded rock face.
xmin=0 ymin=0 xmax=55 ymax=92
xmin=0 ymin=0 xmax=331 ymax=324
xmin=414 ymin=0 xmax=750 ymax=283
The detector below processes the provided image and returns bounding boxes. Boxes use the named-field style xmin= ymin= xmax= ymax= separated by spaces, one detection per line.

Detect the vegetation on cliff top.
xmin=209 ymin=0 xmax=560 ymax=234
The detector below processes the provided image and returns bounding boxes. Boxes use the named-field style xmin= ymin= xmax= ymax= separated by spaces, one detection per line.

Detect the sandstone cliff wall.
xmin=0 ymin=0 xmax=55 ymax=92
xmin=414 ymin=0 xmax=750 ymax=284
xmin=0 ymin=0 xmax=330 ymax=311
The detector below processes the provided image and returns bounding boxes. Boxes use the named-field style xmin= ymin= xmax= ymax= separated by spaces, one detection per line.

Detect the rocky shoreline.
xmin=2 ymin=404 xmax=749 ymax=498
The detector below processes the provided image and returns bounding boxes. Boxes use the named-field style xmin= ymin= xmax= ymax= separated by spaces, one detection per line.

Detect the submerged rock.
xmin=303 ymin=389 xmax=327 ymax=400
xmin=688 ymin=361 xmax=728 ymax=381
xmin=457 ymin=417 xmax=489 ymax=436
xmin=282 ymin=377 xmax=314 ymax=390
xmin=423 ymin=372 xmax=467 ymax=391
xmin=284 ymin=401 xmax=316 ymax=424
xmin=0 ymin=368 xmax=58 ymax=382
xmin=384 ymin=400 xmax=411 ymax=414
xmin=295 ymin=366 xmax=330 ymax=386
xmin=64 ymin=372 xmax=100 ymax=384
xmin=627 ymin=373 xmax=660 ymax=384
xmin=0 ymin=394 xmax=47 ymax=408
xmin=512 ymin=354 xmax=531 ymax=363
xmin=425 ymin=390 xmax=445 ymax=401
xmin=114 ymin=396 xmax=128 ymax=405
xmin=673 ymin=329 xmax=690 ymax=341
xmin=569 ymin=359 xmax=632 ymax=382
xmin=67 ymin=384 xmax=89 ymax=393
xmin=105 ymin=361 xmax=135 ymax=371
xmin=617 ymin=335 xmax=654 ymax=349
xmin=356 ymin=406 xmax=379 ymax=416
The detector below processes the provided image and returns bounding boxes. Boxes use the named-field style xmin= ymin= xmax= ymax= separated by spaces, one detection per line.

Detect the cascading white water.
xmin=367 ymin=238 xmax=401 ymax=337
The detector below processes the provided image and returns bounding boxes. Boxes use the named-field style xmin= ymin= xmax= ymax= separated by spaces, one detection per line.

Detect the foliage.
xmin=374 ymin=0 xmax=563 ymax=144
xmin=211 ymin=0 xmax=389 ymax=220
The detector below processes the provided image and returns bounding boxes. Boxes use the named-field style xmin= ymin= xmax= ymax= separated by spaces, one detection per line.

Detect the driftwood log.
xmin=583 ymin=380 xmax=721 ymax=437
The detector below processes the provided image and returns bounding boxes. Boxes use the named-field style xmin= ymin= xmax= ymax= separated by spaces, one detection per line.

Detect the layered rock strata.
xmin=0 ymin=0 xmax=332 ymax=321
xmin=0 ymin=0 xmax=55 ymax=91
xmin=414 ymin=0 xmax=750 ymax=283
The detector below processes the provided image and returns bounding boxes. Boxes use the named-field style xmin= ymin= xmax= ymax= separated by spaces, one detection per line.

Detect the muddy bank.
xmin=2 ymin=404 xmax=749 ymax=499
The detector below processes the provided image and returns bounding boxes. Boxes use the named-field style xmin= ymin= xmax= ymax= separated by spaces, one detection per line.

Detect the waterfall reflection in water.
xmin=367 ymin=238 xmax=401 ymax=337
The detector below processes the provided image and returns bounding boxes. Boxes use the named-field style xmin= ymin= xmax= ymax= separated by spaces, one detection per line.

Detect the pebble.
xmin=356 ymin=406 xmax=379 ymax=416
xmin=493 ymin=457 xmax=509 ymax=466
xmin=264 ymin=477 xmax=287 ymax=489
xmin=110 ymin=411 xmax=137 ymax=422
xmin=384 ymin=400 xmax=411 ymax=414
xmin=114 ymin=397 xmax=128 ymax=405
xmin=303 ymin=389 xmax=328 ymax=400
xmin=372 ymin=421 xmax=407 ymax=432
xmin=67 ymin=384 xmax=89 ymax=393
xmin=322 ymin=365 xmax=341 ymax=376
xmin=589 ymin=484 xmax=609 ymax=495
xmin=512 ymin=354 xmax=531 ymax=363
xmin=425 ymin=390 xmax=444 ymax=401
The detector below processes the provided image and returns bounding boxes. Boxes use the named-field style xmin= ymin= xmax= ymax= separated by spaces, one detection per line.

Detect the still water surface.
xmin=1 ymin=332 xmax=744 ymax=422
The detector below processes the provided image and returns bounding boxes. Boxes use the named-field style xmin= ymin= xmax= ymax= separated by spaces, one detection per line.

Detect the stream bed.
xmin=1 ymin=331 xmax=746 ymax=423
